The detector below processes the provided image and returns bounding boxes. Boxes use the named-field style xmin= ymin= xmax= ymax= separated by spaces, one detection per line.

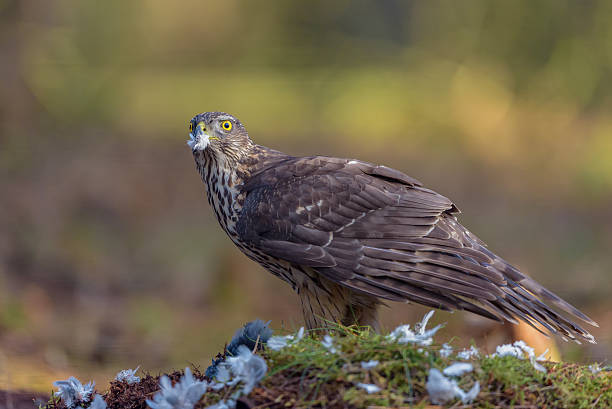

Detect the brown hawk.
xmin=187 ymin=111 xmax=597 ymax=343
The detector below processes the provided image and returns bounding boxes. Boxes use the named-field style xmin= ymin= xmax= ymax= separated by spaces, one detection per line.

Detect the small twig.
xmin=253 ymin=334 xmax=261 ymax=353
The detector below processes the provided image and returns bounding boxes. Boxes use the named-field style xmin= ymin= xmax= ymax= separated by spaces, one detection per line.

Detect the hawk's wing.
xmin=236 ymin=156 xmax=597 ymax=342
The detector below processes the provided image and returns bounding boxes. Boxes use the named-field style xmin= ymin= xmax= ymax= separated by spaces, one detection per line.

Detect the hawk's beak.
xmin=187 ymin=122 xmax=214 ymax=151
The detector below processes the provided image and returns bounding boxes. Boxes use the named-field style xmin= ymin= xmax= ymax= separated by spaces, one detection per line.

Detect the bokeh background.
xmin=1 ymin=0 xmax=611 ymax=391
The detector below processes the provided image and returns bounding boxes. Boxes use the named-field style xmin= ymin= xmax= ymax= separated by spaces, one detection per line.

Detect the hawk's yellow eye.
xmin=221 ymin=120 xmax=233 ymax=131
xmin=189 ymin=123 xmax=193 ymax=132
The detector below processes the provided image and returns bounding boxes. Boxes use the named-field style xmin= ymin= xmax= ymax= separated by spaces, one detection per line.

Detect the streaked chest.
xmin=196 ymin=154 xmax=244 ymax=236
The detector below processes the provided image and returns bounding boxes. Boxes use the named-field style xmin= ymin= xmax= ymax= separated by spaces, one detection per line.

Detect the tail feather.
xmin=486 ymin=252 xmax=598 ymax=328
xmin=459 ymin=225 xmax=598 ymax=343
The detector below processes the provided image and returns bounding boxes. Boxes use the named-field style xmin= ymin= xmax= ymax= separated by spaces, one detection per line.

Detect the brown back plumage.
xmin=234 ymin=154 xmax=597 ymax=343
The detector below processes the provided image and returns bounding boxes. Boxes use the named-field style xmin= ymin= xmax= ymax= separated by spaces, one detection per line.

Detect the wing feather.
xmin=259 ymin=240 xmax=335 ymax=267
xmin=236 ymin=155 xmax=597 ymax=342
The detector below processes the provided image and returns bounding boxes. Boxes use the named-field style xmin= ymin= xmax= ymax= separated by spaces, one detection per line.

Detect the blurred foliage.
xmin=0 ymin=0 xmax=611 ymax=391
xmin=5 ymin=0 xmax=612 ymax=196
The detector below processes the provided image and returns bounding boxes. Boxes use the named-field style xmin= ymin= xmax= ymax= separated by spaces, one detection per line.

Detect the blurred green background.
xmin=1 ymin=0 xmax=611 ymax=391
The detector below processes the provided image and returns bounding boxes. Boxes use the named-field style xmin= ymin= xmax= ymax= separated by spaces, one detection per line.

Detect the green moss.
xmin=44 ymin=323 xmax=612 ymax=409
xmin=204 ymin=324 xmax=611 ymax=408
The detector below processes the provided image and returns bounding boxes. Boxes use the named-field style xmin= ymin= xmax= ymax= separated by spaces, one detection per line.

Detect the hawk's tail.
xmin=461 ymin=229 xmax=598 ymax=343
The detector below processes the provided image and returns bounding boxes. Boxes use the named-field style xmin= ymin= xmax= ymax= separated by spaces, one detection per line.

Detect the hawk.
xmin=187 ymin=111 xmax=597 ymax=343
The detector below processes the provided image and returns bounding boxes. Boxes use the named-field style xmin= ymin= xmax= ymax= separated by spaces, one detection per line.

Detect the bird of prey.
xmin=187 ymin=111 xmax=597 ymax=343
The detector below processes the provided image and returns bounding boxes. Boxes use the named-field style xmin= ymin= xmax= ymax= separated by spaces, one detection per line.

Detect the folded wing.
xmin=236 ymin=156 xmax=597 ymax=343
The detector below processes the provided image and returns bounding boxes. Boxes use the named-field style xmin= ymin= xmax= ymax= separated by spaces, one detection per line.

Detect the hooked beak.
xmin=187 ymin=122 xmax=217 ymax=151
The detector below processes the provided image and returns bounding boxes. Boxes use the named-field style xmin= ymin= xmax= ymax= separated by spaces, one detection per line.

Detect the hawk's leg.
xmin=297 ymin=269 xmax=381 ymax=331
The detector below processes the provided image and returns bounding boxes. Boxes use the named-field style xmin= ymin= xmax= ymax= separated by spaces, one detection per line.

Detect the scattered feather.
xmin=492 ymin=343 xmax=525 ymax=359
xmin=536 ymin=349 xmax=549 ymax=362
xmin=205 ymin=359 xmax=222 ymax=379
xmin=53 ymin=377 xmax=95 ymax=408
xmin=209 ymin=382 xmax=228 ymax=392
xmin=462 ymin=381 xmax=480 ymax=403
xmin=146 ymin=367 xmax=208 ymax=409
xmin=115 ymin=367 xmax=141 ymax=384
xmin=266 ymin=327 xmax=305 ymax=351
xmin=426 ymin=369 xmax=456 ymax=404
xmin=223 ymin=345 xmax=267 ymax=395
xmin=210 ymin=365 xmax=238 ymax=391
xmin=207 ymin=320 xmax=274 ymax=378
xmin=443 ymin=362 xmax=473 ymax=377
xmin=588 ymin=364 xmax=602 ymax=374
xmin=214 ymin=366 xmax=231 ymax=384
xmin=388 ymin=311 xmax=442 ymax=346
xmin=360 ymin=360 xmax=379 ymax=369
xmin=266 ymin=336 xmax=290 ymax=351
xmin=426 ymin=368 xmax=480 ymax=405
xmin=80 ymin=394 xmax=107 ymax=409
xmin=457 ymin=345 xmax=480 ymax=360
xmin=491 ymin=340 xmax=547 ymax=373
xmin=513 ymin=340 xmax=535 ymax=356
xmin=227 ymin=320 xmax=273 ymax=356
xmin=532 ymin=361 xmax=546 ymax=373
xmin=321 ymin=335 xmax=338 ymax=353
xmin=440 ymin=343 xmax=453 ymax=358
xmin=356 ymin=383 xmax=382 ymax=394
xmin=296 ymin=327 xmax=305 ymax=340
xmin=415 ymin=310 xmax=435 ymax=333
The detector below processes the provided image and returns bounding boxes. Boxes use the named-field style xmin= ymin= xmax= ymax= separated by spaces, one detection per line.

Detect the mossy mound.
xmin=43 ymin=324 xmax=611 ymax=409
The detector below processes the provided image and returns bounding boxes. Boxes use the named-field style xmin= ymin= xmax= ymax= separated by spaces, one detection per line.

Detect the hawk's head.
xmin=187 ymin=112 xmax=251 ymax=160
